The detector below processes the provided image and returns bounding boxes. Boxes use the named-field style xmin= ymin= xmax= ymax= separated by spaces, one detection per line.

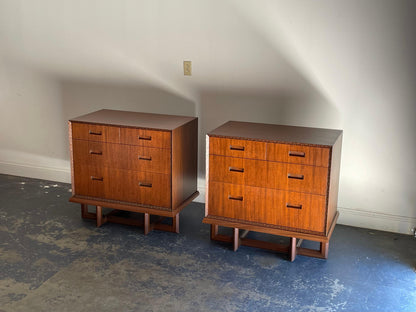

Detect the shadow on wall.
xmin=199 ymin=89 xmax=341 ymax=178
xmin=60 ymin=79 xmax=197 ymax=158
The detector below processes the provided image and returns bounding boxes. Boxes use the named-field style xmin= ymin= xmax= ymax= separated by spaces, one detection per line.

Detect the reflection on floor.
xmin=0 ymin=174 xmax=415 ymax=312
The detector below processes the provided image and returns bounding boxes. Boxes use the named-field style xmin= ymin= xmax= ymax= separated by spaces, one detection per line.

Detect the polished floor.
xmin=0 ymin=174 xmax=415 ymax=312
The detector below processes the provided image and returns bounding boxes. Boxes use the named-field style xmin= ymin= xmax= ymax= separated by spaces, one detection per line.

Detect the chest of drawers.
xmin=203 ymin=121 xmax=342 ymax=261
xmin=69 ymin=109 xmax=198 ymax=234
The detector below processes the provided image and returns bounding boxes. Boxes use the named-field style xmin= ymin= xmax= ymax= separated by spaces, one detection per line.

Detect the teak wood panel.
xmin=209 ymin=155 xmax=328 ymax=195
xmin=73 ymin=165 xmax=171 ymax=208
xmin=119 ymin=127 xmax=171 ymax=149
xmin=72 ymin=140 xmax=171 ymax=174
xmin=71 ymin=122 xmax=120 ymax=143
xmin=209 ymin=137 xmax=266 ymax=160
xmin=266 ymin=143 xmax=330 ymax=167
xmin=208 ymin=182 xmax=326 ymax=233
xmin=171 ymin=118 xmax=198 ymax=209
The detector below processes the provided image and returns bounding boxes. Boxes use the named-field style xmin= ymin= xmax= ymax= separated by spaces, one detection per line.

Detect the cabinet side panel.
xmin=205 ymin=135 xmax=210 ymax=216
xmin=68 ymin=121 xmax=75 ymax=196
xmin=171 ymin=118 xmax=198 ymax=209
xmin=326 ymin=134 xmax=342 ymax=235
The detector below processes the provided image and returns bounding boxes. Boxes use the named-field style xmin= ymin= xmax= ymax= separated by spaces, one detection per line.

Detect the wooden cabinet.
xmin=203 ymin=121 xmax=342 ymax=261
xmin=69 ymin=109 xmax=198 ymax=234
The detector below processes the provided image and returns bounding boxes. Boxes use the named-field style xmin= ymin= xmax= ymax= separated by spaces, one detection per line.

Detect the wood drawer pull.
xmin=139 ymin=182 xmax=153 ymax=188
xmin=229 ymin=166 xmax=244 ymax=173
xmin=288 ymin=174 xmax=304 ymax=180
xmin=90 ymin=176 xmax=103 ymax=181
xmin=229 ymin=145 xmax=245 ymax=151
xmin=89 ymin=130 xmax=102 ymax=136
xmin=138 ymin=156 xmax=152 ymax=161
xmin=228 ymin=195 xmax=243 ymax=201
xmin=289 ymin=151 xmax=305 ymax=157
xmin=286 ymin=203 xmax=302 ymax=209
xmin=138 ymin=135 xmax=152 ymax=141
xmin=89 ymin=150 xmax=103 ymax=155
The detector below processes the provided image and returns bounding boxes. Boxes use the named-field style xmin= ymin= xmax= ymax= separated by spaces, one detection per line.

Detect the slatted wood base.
xmin=209 ymin=223 xmax=331 ymax=262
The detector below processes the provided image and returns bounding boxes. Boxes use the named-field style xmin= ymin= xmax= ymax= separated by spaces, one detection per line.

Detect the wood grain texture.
xmin=69 ymin=110 xmax=198 ymax=233
xmin=209 ymin=137 xmax=266 ymax=160
xmin=71 ymin=122 xmax=120 ymax=143
xmin=171 ymin=118 xmax=198 ymax=209
xmin=204 ymin=121 xmax=342 ymax=259
xmin=120 ymin=128 xmax=171 ymax=148
xmin=326 ymin=133 xmax=343 ymax=235
xmin=267 ymin=143 xmax=330 ymax=167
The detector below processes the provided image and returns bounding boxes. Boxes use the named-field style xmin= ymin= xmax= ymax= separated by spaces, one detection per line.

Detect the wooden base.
xmin=76 ymin=191 xmax=199 ymax=234
xmin=207 ymin=212 xmax=338 ymax=261
xmin=80 ymin=204 xmax=180 ymax=234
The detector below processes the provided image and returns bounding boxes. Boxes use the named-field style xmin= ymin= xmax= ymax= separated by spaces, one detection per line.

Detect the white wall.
xmin=0 ymin=0 xmax=415 ymax=234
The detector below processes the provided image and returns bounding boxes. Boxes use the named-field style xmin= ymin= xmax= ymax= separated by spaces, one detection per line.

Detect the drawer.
xmin=72 ymin=140 xmax=108 ymax=167
xmin=209 ymin=155 xmax=268 ymax=187
xmin=244 ymin=186 xmax=326 ymax=233
xmin=120 ymin=128 xmax=171 ymax=149
xmin=73 ymin=165 xmax=108 ymax=198
xmin=121 ymin=171 xmax=171 ymax=208
xmin=71 ymin=122 xmax=120 ymax=143
xmin=267 ymin=162 xmax=328 ymax=195
xmin=266 ymin=143 xmax=330 ymax=167
xmin=208 ymin=182 xmax=245 ymax=220
xmin=126 ymin=146 xmax=171 ymax=174
xmin=209 ymin=137 xmax=266 ymax=160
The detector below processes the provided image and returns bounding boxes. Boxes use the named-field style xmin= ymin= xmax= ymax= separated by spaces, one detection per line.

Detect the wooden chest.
xmin=203 ymin=121 xmax=342 ymax=260
xmin=69 ymin=109 xmax=198 ymax=233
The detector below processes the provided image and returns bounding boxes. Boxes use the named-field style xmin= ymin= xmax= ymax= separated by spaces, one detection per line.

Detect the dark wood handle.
xmin=89 ymin=150 xmax=103 ymax=155
xmin=89 ymin=130 xmax=102 ymax=136
xmin=288 ymin=174 xmax=304 ymax=180
xmin=138 ymin=135 xmax=152 ymax=141
xmin=228 ymin=195 xmax=243 ymax=201
xmin=229 ymin=167 xmax=244 ymax=173
xmin=289 ymin=151 xmax=305 ymax=157
xmin=286 ymin=203 xmax=302 ymax=209
xmin=138 ymin=156 xmax=152 ymax=161
xmin=229 ymin=145 xmax=245 ymax=151
xmin=139 ymin=182 xmax=152 ymax=188
xmin=90 ymin=176 xmax=103 ymax=181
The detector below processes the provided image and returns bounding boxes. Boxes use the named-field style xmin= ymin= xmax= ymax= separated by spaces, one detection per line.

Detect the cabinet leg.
xmin=210 ymin=224 xmax=218 ymax=240
xmin=320 ymin=242 xmax=329 ymax=259
xmin=81 ymin=204 xmax=88 ymax=218
xmin=144 ymin=213 xmax=150 ymax=235
xmin=290 ymin=237 xmax=297 ymax=262
xmin=233 ymin=228 xmax=240 ymax=251
xmin=96 ymin=206 xmax=102 ymax=227
xmin=172 ymin=213 xmax=179 ymax=234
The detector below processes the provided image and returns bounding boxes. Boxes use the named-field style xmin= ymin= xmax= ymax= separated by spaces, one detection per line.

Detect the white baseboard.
xmin=195 ymin=184 xmax=415 ymax=235
xmin=0 ymin=149 xmax=71 ymax=183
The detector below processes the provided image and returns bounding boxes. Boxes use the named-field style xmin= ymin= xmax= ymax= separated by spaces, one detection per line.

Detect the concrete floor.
xmin=0 ymin=174 xmax=415 ymax=312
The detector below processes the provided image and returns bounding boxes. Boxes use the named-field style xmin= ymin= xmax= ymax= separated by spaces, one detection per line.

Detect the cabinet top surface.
xmin=69 ymin=109 xmax=196 ymax=130
xmin=208 ymin=121 xmax=342 ymax=146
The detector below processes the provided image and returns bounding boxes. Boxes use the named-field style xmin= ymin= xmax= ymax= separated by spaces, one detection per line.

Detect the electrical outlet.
xmin=183 ymin=61 xmax=192 ymax=76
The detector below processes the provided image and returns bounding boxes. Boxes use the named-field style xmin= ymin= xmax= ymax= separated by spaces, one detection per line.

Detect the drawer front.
xmin=267 ymin=143 xmax=330 ymax=167
xmin=126 ymin=146 xmax=171 ymax=174
xmin=73 ymin=166 xmax=171 ymax=208
xmin=245 ymin=187 xmax=326 ymax=233
xmin=72 ymin=140 xmax=108 ymax=168
xmin=267 ymin=162 xmax=328 ymax=195
xmin=73 ymin=165 xmax=108 ymax=198
xmin=208 ymin=182 xmax=245 ymax=220
xmin=71 ymin=122 xmax=120 ymax=143
xmin=209 ymin=155 xmax=268 ymax=187
xmin=127 ymin=171 xmax=171 ymax=208
xmin=209 ymin=137 xmax=266 ymax=160
xmin=120 ymin=128 xmax=171 ymax=149
xmin=209 ymin=155 xmax=328 ymax=194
